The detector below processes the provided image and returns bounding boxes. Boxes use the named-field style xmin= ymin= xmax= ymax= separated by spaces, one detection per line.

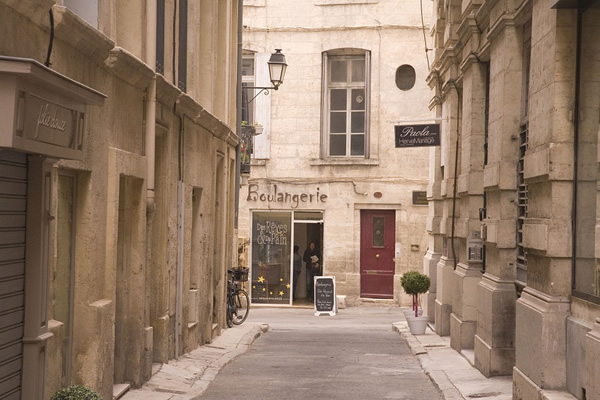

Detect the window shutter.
xmin=253 ymin=52 xmax=272 ymax=159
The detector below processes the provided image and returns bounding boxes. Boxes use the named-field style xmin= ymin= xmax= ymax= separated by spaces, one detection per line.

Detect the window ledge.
xmin=251 ymin=159 xmax=267 ymax=166
xmin=53 ymin=6 xmax=115 ymax=66
xmin=106 ymin=47 xmax=154 ymax=89
xmin=309 ymin=158 xmax=380 ymax=166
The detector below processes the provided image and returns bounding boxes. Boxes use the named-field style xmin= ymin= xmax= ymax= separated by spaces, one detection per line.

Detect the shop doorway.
xmin=114 ymin=176 xmax=145 ymax=387
xmin=360 ymin=210 xmax=395 ymax=299
xmin=292 ymin=216 xmax=323 ymax=306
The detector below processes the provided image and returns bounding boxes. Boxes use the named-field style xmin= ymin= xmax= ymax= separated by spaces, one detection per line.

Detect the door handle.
xmin=375 ymin=254 xmax=380 ymax=259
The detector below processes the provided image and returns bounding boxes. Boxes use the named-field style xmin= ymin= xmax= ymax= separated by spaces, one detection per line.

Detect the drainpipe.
xmin=448 ymin=80 xmax=461 ymax=271
xmin=571 ymin=9 xmax=582 ymax=293
xmin=146 ymin=0 xmax=157 ymax=212
xmin=234 ymin=0 xmax=243 ymax=228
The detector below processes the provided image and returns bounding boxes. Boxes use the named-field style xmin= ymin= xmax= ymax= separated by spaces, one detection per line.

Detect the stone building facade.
xmin=425 ymin=0 xmax=600 ymax=398
xmin=0 ymin=1 xmax=240 ymax=399
xmin=238 ymin=0 xmax=433 ymax=307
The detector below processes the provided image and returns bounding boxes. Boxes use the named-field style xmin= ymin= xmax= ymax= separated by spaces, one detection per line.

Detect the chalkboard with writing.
xmin=314 ymin=276 xmax=336 ymax=316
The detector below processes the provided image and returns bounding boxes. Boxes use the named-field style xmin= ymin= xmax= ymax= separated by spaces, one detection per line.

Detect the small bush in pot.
xmin=50 ymin=385 xmax=102 ymax=400
xmin=400 ymin=270 xmax=431 ymax=318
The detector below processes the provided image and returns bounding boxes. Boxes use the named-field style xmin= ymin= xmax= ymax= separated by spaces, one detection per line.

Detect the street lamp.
xmin=245 ymin=49 xmax=287 ymax=103
xmin=267 ymin=49 xmax=287 ymax=89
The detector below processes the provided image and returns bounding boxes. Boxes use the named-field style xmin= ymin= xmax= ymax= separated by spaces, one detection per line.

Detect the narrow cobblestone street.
xmin=198 ymin=306 xmax=442 ymax=400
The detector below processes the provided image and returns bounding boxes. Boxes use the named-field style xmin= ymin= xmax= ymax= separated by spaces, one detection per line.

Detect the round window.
xmin=395 ymin=64 xmax=416 ymax=91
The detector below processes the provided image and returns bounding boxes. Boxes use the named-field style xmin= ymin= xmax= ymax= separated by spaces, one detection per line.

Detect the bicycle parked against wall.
xmin=226 ymin=267 xmax=250 ymax=327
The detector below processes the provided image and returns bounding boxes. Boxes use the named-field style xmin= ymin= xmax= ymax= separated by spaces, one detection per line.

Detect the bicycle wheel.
xmin=226 ymin=297 xmax=234 ymax=328
xmin=231 ymin=289 xmax=249 ymax=325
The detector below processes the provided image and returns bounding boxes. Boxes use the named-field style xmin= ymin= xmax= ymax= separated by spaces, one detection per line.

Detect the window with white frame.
xmin=322 ymin=51 xmax=370 ymax=158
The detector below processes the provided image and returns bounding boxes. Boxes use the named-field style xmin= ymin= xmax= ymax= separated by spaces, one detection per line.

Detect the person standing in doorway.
xmin=303 ymin=241 xmax=321 ymax=302
xmin=293 ymin=245 xmax=302 ymax=300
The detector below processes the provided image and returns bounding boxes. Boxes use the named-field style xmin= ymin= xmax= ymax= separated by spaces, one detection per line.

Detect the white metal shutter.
xmin=0 ymin=150 xmax=27 ymax=400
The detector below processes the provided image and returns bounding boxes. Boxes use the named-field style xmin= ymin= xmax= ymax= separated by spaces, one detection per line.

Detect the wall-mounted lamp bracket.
xmin=243 ymin=86 xmax=278 ymax=104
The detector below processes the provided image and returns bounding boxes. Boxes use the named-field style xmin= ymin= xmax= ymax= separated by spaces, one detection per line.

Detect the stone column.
xmin=474 ymin=12 xmax=522 ymax=377
xmin=424 ymin=129 xmax=443 ymax=322
xmin=513 ymin=4 xmax=577 ymax=394
xmin=435 ymin=86 xmax=460 ymax=336
xmin=449 ymin=45 xmax=486 ymax=353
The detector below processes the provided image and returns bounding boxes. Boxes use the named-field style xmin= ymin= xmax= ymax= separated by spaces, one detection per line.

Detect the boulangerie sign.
xmin=394 ymin=124 xmax=440 ymax=148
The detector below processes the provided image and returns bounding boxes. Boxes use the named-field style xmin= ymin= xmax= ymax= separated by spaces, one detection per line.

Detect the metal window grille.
xmin=516 ymin=123 xmax=528 ymax=290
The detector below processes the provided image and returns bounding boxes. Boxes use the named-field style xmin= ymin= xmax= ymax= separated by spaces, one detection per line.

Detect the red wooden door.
xmin=360 ymin=210 xmax=395 ymax=298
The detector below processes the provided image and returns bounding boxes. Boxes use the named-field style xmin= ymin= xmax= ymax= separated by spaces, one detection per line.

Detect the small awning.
xmin=0 ymin=57 xmax=106 ymax=160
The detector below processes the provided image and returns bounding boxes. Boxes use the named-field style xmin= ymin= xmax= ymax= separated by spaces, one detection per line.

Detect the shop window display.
xmin=251 ymin=212 xmax=292 ymax=304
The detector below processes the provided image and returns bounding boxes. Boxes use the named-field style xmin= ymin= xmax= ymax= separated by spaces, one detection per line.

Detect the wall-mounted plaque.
xmin=412 ymin=191 xmax=428 ymax=205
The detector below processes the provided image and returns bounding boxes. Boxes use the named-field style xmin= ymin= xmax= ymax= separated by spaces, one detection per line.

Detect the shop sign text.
xmin=255 ymin=220 xmax=288 ymax=245
xmin=247 ymin=184 xmax=328 ymax=209
xmin=395 ymin=124 xmax=440 ymax=148
xmin=24 ymin=94 xmax=77 ymax=149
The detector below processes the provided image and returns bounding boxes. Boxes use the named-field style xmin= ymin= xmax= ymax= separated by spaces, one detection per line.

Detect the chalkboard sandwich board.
xmin=314 ymin=276 xmax=337 ymax=316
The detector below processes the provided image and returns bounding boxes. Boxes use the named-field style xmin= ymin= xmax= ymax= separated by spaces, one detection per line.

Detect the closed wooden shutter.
xmin=0 ymin=150 xmax=27 ymax=400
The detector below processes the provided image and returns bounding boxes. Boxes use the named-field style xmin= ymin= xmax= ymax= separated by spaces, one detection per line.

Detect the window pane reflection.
xmin=331 ymin=60 xmax=348 ymax=82
xmin=351 ymin=134 xmax=364 ymax=156
xmin=352 ymin=59 xmax=365 ymax=82
xmin=331 ymin=89 xmax=347 ymax=110
xmin=330 ymin=112 xmax=346 ymax=133
xmin=330 ymin=135 xmax=346 ymax=156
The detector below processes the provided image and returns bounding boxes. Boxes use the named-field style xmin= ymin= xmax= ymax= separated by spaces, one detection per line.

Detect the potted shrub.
xmin=400 ymin=270 xmax=431 ymax=335
xmin=50 ymin=385 xmax=102 ymax=400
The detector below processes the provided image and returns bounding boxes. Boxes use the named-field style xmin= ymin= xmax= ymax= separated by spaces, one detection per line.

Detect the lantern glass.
xmin=267 ymin=49 xmax=287 ymax=88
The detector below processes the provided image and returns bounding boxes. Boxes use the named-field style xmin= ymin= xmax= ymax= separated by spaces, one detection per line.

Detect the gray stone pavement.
xmin=120 ymin=306 xmax=513 ymax=400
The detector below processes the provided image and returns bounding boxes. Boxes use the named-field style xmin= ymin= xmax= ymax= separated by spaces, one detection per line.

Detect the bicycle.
xmin=226 ymin=267 xmax=250 ymax=327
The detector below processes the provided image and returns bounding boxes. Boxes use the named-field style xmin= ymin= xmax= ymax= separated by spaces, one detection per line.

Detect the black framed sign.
xmin=314 ymin=276 xmax=336 ymax=316
xmin=395 ymin=124 xmax=440 ymax=148
xmin=412 ymin=191 xmax=428 ymax=205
